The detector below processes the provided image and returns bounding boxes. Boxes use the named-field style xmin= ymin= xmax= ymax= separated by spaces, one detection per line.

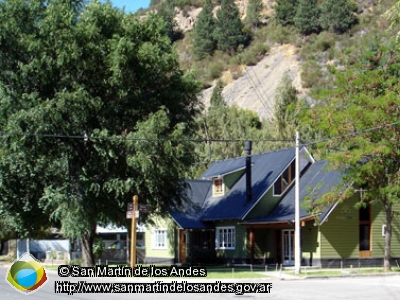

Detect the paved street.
xmin=1 ymin=266 xmax=400 ymax=299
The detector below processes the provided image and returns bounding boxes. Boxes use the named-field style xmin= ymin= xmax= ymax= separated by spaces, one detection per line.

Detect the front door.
xmin=179 ymin=229 xmax=186 ymax=264
xmin=282 ymin=229 xmax=294 ymax=265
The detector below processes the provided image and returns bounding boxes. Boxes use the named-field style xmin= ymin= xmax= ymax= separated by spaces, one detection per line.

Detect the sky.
xmin=107 ymin=0 xmax=151 ymax=13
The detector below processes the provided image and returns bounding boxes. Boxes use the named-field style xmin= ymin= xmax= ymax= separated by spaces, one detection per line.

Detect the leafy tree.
xmin=209 ymin=79 xmax=225 ymax=107
xmin=213 ymin=0 xmax=247 ymax=54
xmin=274 ymin=0 xmax=299 ymax=26
xmin=192 ymin=0 xmax=216 ymax=60
xmin=157 ymin=0 xmax=183 ymax=42
xmin=150 ymin=0 xmax=163 ymax=7
xmin=384 ymin=0 xmax=400 ymax=41
xmin=245 ymin=0 xmax=263 ymax=30
xmin=0 ymin=0 xmax=199 ymax=266
xmin=294 ymin=0 xmax=321 ymax=35
xmin=320 ymin=0 xmax=358 ymax=34
xmin=272 ymin=73 xmax=298 ymax=140
xmin=193 ymin=80 xmax=276 ymax=168
xmin=300 ymin=45 xmax=400 ymax=271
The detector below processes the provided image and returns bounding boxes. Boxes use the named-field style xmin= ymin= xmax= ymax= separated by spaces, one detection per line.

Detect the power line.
xmin=0 ymin=120 xmax=399 ymax=146
xmin=243 ymin=67 xmax=275 ymax=118
xmin=248 ymin=67 xmax=276 ymax=118
xmin=302 ymin=121 xmax=400 ymax=147
xmin=0 ymin=131 xmax=293 ymax=143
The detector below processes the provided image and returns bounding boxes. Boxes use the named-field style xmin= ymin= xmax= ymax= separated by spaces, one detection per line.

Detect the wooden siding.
xmin=245 ymin=189 xmax=281 ymax=219
xmin=319 ymin=197 xmax=400 ymax=259
xmin=145 ymin=217 xmax=176 ymax=259
xmin=214 ymin=221 xmax=247 ymax=260
xmin=370 ymin=201 xmax=400 ymax=258
xmin=301 ymin=221 xmax=321 ymax=263
xmin=320 ymin=197 xmax=359 ymax=259
xmin=253 ymin=228 xmax=275 ymax=261
xmin=223 ymin=169 xmax=245 ymax=192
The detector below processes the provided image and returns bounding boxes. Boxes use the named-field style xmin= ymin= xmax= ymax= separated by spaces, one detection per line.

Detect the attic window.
xmin=213 ymin=177 xmax=224 ymax=196
xmin=274 ymin=160 xmax=296 ymax=196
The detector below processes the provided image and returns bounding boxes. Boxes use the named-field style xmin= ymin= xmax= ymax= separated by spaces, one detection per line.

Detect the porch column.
xmin=249 ymin=228 xmax=254 ymax=264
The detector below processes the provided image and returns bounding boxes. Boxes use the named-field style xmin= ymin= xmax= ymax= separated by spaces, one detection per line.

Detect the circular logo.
xmin=6 ymin=252 xmax=48 ymax=294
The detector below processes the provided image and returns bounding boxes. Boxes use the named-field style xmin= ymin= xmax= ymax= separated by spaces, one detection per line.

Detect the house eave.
xmin=240 ymin=215 xmax=316 ymax=226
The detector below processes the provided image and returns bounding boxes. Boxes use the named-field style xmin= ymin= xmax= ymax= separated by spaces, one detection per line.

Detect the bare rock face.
xmin=199 ymin=44 xmax=303 ymax=121
xmin=174 ymin=7 xmax=202 ymax=32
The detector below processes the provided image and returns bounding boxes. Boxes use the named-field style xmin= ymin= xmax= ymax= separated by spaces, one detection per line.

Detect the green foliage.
xmin=172 ymin=0 xmax=205 ymax=8
xmin=150 ymin=0 xmax=163 ymax=7
xmin=294 ymin=0 xmax=321 ymax=35
xmin=0 ymin=0 xmax=199 ymax=266
xmin=300 ymin=45 xmax=400 ymax=270
xmin=300 ymin=60 xmax=323 ymax=89
xmin=245 ymin=0 xmax=263 ymax=30
xmin=210 ymin=79 xmax=225 ymax=107
xmin=274 ymin=0 xmax=299 ymax=26
xmin=213 ymin=0 xmax=247 ymax=54
xmin=194 ymin=87 xmax=274 ymax=167
xmin=208 ymin=59 xmax=225 ymax=79
xmin=93 ymin=237 xmax=105 ymax=258
xmin=157 ymin=0 xmax=184 ymax=42
xmin=272 ymin=73 xmax=298 ymax=140
xmin=192 ymin=0 xmax=216 ymax=59
xmin=320 ymin=0 xmax=358 ymax=34
xmin=238 ymin=41 xmax=270 ymax=66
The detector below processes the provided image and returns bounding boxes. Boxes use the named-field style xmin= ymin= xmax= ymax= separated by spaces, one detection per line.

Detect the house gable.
xmin=243 ymin=147 xmax=314 ymax=221
xmin=201 ymin=147 xmax=299 ymax=222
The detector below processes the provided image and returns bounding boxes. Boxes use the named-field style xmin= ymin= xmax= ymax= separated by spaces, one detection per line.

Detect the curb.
xmin=302 ymin=272 xmax=400 ymax=280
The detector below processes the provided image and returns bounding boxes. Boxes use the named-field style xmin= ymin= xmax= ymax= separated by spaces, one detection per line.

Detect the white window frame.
xmin=215 ymin=226 xmax=235 ymax=250
xmin=152 ymin=228 xmax=167 ymax=249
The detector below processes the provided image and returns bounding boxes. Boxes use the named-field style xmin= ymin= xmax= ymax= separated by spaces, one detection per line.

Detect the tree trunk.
xmin=383 ymin=201 xmax=392 ymax=272
xmin=81 ymin=226 xmax=96 ymax=267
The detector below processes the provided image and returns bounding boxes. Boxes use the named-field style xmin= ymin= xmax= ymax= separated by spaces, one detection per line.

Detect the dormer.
xmin=212 ymin=177 xmax=225 ymax=196
xmin=274 ymin=160 xmax=296 ymax=196
xmin=273 ymin=147 xmax=313 ymax=197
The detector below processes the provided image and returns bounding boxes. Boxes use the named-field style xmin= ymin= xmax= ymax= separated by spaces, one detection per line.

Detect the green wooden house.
xmin=142 ymin=146 xmax=400 ymax=267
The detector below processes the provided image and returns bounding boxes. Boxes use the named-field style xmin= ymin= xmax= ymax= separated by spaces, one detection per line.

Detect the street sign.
xmin=127 ymin=203 xmax=133 ymax=211
xmin=139 ymin=204 xmax=148 ymax=212
xmin=126 ymin=210 xmax=139 ymax=219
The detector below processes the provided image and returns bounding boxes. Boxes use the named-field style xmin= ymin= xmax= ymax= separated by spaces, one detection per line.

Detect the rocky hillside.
xmin=169 ymin=0 xmax=385 ymax=121
xmin=200 ymin=44 xmax=302 ymax=120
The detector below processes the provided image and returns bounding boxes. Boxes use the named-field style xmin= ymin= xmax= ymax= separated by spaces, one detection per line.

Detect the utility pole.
xmin=130 ymin=195 xmax=139 ymax=269
xmin=295 ymin=131 xmax=301 ymax=274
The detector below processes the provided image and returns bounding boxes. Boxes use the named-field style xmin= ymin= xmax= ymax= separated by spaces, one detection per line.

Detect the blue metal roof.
xmin=201 ymin=157 xmax=246 ymax=178
xmin=170 ymin=180 xmax=212 ymax=229
xmin=201 ymin=147 xmax=297 ymax=221
xmin=242 ymin=160 xmax=344 ymax=224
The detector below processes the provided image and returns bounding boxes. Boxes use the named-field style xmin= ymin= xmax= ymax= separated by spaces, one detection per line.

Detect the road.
xmin=1 ymin=266 xmax=400 ymax=299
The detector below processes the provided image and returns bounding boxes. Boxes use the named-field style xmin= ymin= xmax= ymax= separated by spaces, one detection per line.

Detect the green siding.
xmin=223 ymin=169 xmax=245 ymax=192
xmin=371 ymin=202 xmax=400 ymax=257
xmin=320 ymin=197 xmax=400 ymax=260
xmin=214 ymin=221 xmax=247 ymax=260
xmin=253 ymin=228 xmax=276 ymax=261
xmin=301 ymin=221 xmax=321 ymax=262
xmin=245 ymin=189 xmax=282 ymax=219
xmin=320 ymin=197 xmax=359 ymax=259
xmin=145 ymin=217 xmax=176 ymax=259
